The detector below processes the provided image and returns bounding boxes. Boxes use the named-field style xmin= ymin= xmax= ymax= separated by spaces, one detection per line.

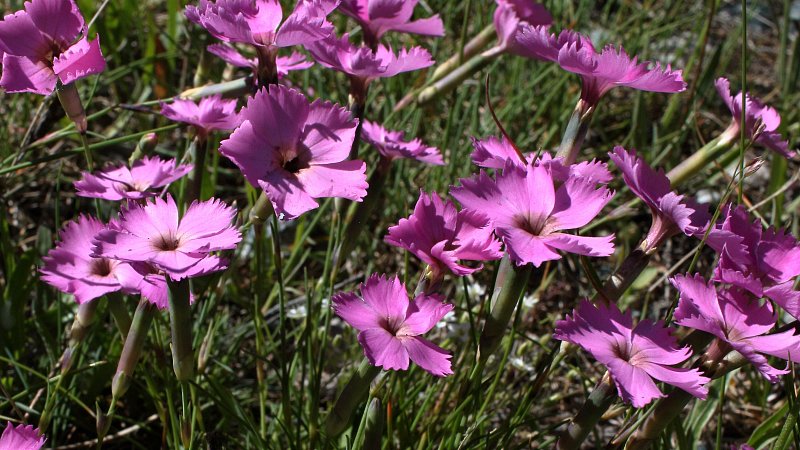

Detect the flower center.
xmin=515 ymin=214 xmax=548 ymax=236
xmin=155 ymin=234 xmax=180 ymax=251
xmin=379 ymin=316 xmax=405 ymax=336
xmin=282 ymin=156 xmax=309 ymax=174
xmin=90 ymin=258 xmax=113 ymax=277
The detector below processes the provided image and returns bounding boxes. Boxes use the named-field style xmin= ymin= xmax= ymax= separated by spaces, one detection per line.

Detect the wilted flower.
xmin=715 ymin=77 xmax=794 ymax=158
xmin=219 ymin=84 xmax=367 ymax=219
xmin=160 ymin=94 xmax=242 ymax=136
xmin=554 ymin=300 xmax=709 ymax=408
xmin=74 ymin=156 xmax=192 ymax=201
xmin=338 ymin=0 xmax=444 ymax=49
xmin=493 ymin=0 xmax=551 ymax=52
xmin=361 ymin=120 xmax=443 ymax=165
xmin=0 ymin=422 xmax=45 ymax=450
xmin=0 ymin=0 xmax=105 ymax=94
xmin=511 ymin=25 xmax=685 ymax=105
xmin=451 ymin=162 xmax=614 ymax=267
xmin=672 ymin=274 xmax=800 ymax=382
xmin=385 ymin=190 xmax=502 ymax=277
xmin=332 ymin=274 xmax=454 ymax=376
xmin=92 ymin=196 xmax=241 ymax=280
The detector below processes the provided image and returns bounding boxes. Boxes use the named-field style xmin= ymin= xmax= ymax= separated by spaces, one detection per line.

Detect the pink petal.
xmin=401 ymin=336 xmax=452 ymax=377
xmin=630 ymin=319 xmax=691 ymax=366
xmin=220 ymin=120 xmax=279 ymax=188
xmin=358 ymin=328 xmax=410 ymax=371
xmin=53 ymin=36 xmax=106 ymax=85
xmin=178 ymin=198 xmax=241 ymax=251
xmin=401 ymin=293 xmax=453 ymax=335
xmin=0 ymin=10 xmax=50 ymax=58
xmin=296 ymin=161 xmax=368 ymax=202
xmin=0 ymin=54 xmax=56 ymax=94
xmin=245 ymin=85 xmax=309 ymax=150
xmin=359 ymin=274 xmax=409 ymax=323
xmin=389 ymin=16 xmax=445 ymax=37
xmin=637 ymin=363 xmax=708 ymax=399
xmin=207 ymin=43 xmax=256 ymax=68
xmin=332 ymin=291 xmax=382 ymax=331
xmin=300 ymin=99 xmax=358 ymax=164
xmin=274 ymin=0 xmax=335 ymax=47
xmin=258 ymin=175 xmax=319 ymax=220
xmin=501 ymin=227 xmax=562 ymax=267
xmin=606 ymin=358 xmax=664 ymax=408
xmin=550 ymin=177 xmax=613 ymax=230
xmin=26 ymin=0 xmax=84 ymax=47
xmin=540 ymin=233 xmax=615 ymax=258
xmin=0 ymin=421 xmax=46 ymax=450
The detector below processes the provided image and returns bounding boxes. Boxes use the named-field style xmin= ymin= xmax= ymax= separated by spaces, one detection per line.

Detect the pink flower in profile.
xmin=715 ymin=77 xmax=794 ymax=158
xmin=554 ymin=300 xmax=709 ymax=408
xmin=493 ymin=0 xmax=552 ymax=52
xmin=608 ymin=147 xmax=714 ymax=252
xmin=361 ymin=120 xmax=443 ymax=165
xmin=385 ymin=191 xmax=502 ymax=277
xmin=219 ymin=85 xmax=367 ymax=220
xmin=40 ymin=216 xmax=154 ymax=304
xmin=74 ymin=156 xmax=192 ymax=201
xmin=332 ymin=274 xmax=454 ymax=376
xmin=338 ymin=0 xmax=444 ymax=49
xmin=92 ymin=196 xmax=241 ymax=280
xmin=0 ymin=0 xmax=106 ymax=95
xmin=469 ymin=135 xmax=612 ymax=184
xmin=511 ymin=26 xmax=685 ymax=105
xmin=207 ymin=44 xmax=313 ymax=77
xmin=0 ymin=422 xmax=45 ymax=450
xmin=451 ymin=163 xmax=615 ymax=267
xmin=160 ymin=94 xmax=241 ymax=135
xmin=672 ymin=274 xmax=800 ymax=382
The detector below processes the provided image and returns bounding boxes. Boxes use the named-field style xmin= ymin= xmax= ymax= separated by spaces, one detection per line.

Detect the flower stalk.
xmin=665 ymin=134 xmax=735 ymax=187
xmin=167 ymin=277 xmax=194 ymax=382
xmin=325 ymin=359 xmax=382 ymax=437
xmin=556 ymin=373 xmax=616 ymax=450
xmin=185 ymin=134 xmax=209 ymax=204
xmin=555 ymin=99 xmax=594 ymax=166
xmin=417 ymin=47 xmax=503 ymax=105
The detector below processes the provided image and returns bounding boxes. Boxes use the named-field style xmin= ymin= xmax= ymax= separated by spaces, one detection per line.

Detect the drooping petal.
xmin=0 ymin=54 xmax=56 ymax=95
xmin=401 ymin=336 xmax=452 ymax=376
xmin=53 ymin=36 xmax=106 ymax=85
xmin=606 ymin=358 xmax=665 ymax=408
xmin=401 ymin=293 xmax=453 ymax=335
xmin=358 ymin=328 xmax=410 ymax=371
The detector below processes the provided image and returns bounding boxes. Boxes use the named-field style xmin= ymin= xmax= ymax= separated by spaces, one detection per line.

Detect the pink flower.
xmin=493 ymin=0 xmax=552 ymax=52
xmin=74 ymin=156 xmax=192 ymax=201
xmin=219 ymin=84 xmax=367 ymax=219
xmin=555 ymin=300 xmax=708 ymax=408
xmin=332 ymin=274 xmax=454 ymax=376
xmin=672 ymin=274 xmax=800 ymax=382
xmin=450 ymin=162 xmax=615 ymax=267
xmin=207 ymin=44 xmax=313 ymax=76
xmin=715 ymin=77 xmax=794 ymax=158
xmin=92 ymin=196 xmax=241 ymax=280
xmin=40 ymin=216 xmax=156 ymax=304
xmin=469 ymin=135 xmax=612 ymax=184
xmin=385 ymin=191 xmax=502 ymax=277
xmin=0 ymin=422 xmax=45 ymax=450
xmin=160 ymin=94 xmax=242 ymax=135
xmin=361 ymin=120 xmax=443 ymax=165
xmin=0 ymin=0 xmax=106 ymax=95
xmin=338 ymin=0 xmax=444 ymax=49
xmin=608 ymin=147 xmax=713 ymax=252
xmin=511 ymin=26 xmax=684 ymax=105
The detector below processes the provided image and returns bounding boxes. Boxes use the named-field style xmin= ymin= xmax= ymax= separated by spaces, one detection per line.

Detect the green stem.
xmin=665 ymin=134 xmax=735 ymax=187
xmin=106 ymin=292 xmax=132 ymax=339
xmin=179 ymin=76 xmax=252 ymax=99
xmin=185 ymin=134 xmax=209 ymax=204
xmin=325 ymin=359 xmax=382 ymax=437
xmin=555 ymin=99 xmax=593 ymax=166
xmin=417 ymin=47 xmax=503 ymax=105
xmin=167 ymin=277 xmax=194 ymax=382
xmin=557 ymin=374 xmax=617 ymax=450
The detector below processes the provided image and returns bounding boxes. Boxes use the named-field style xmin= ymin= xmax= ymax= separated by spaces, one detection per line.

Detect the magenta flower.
xmin=715 ymin=77 xmax=794 ymax=158
xmin=219 ymin=84 xmax=368 ymax=220
xmin=493 ymin=0 xmax=552 ymax=52
xmin=450 ymin=163 xmax=615 ymax=267
xmin=554 ymin=300 xmax=708 ymax=408
xmin=207 ymin=44 xmax=313 ymax=77
xmin=0 ymin=0 xmax=105 ymax=95
xmin=74 ymin=156 xmax=192 ymax=201
xmin=608 ymin=147 xmax=714 ymax=252
xmin=92 ymin=196 xmax=241 ymax=280
xmin=672 ymin=274 xmax=800 ymax=382
xmin=160 ymin=94 xmax=242 ymax=135
xmin=361 ymin=120 xmax=443 ymax=165
xmin=40 ymin=216 xmax=152 ymax=304
xmin=0 ymin=422 xmax=45 ymax=450
xmin=385 ymin=191 xmax=502 ymax=277
xmin=332 ymin=274 xmax=454 ymax=376
xmin=338 ymin=0 xmax=444 ymax=49
xmin=511 ymin=25 xmax=684 ymax=105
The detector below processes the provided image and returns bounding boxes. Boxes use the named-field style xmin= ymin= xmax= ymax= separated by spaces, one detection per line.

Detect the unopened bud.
xmin=129 ymin=133 xmax=158 ymax=164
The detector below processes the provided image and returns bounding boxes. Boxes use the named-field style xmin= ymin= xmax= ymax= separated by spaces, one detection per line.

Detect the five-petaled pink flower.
xmin=451 ymin=162 xmax=615 ymax=267
xmin=672 ymin=273 xmax=800 ymax=382
xmin=0 ymin=422 xmax=45 ymax=450
xmin=207 ymin=44 xmax=313 ymax=77
xmin=511 ymin=25 xmax=685 ymax=105
xmin=338 ymin=0 xmax=444 ymax=49
xmin=74 ymin=156 xmax=192 ymax=201
xmin=160 ymin=94 xmax=242 ymax=136
xmin=40 ymin=216 xmax=157 ymax=304
xmin=554 ymin=300 xmax=709 ymax=408
xmin=0 ymin=0 xmax=106 ymax=94
xmin=715 ymin=77 xmax=794 ymax=158
xmin=219 ymin=84 xmax=368 ymax=220
xmin=492 ymin=0 xmax=552 ymax=53
xmin=361 ymin=120 xmax=443 ymax=165
xmin=332 ymin=274 xmax=454 ymax=376
xmin=92 ymin=196 xmax=241 ymax=280
xmin=385 ymin=191 xmax=502 ymax=277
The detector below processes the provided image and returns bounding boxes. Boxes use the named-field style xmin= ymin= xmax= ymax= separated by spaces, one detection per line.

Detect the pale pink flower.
xmin=385 ymin=191 xmax=502 ymax=277
xmin=207 ymin=44 xmax=313 ymax=76
xmin=92 ymin=196 xmax=241 ymax=280
xmin=451 ymin=162 xmax=614 ymax=267
xmin=74 ymin=156 xmax=192 ymax=201
xmin=361 ymin=120 xmax=443 ymax=165
xmin=338 ymin=0 xmax=444 ymax=49
xmin=555 ymin=300 xmax=709 ymax=408
xmin=332 ymin=274 xmax=453 ymax=376
xmin=160 ymin=94 xmax=242 ymax=135
xmin=219 ymin=84 xmax=367 ymax=219
xmin=715 ymin=77 xmax=794 ymax=158
xmin=0 ymin=0 xmax=105 ymax=94
xmin=673 ymin=274 xmax=800 ymax=382
xmin=493 ymin=0 xmax=551 ymax=52
xmin=0 ymin=422 xmax=45 ymax=450
xmin=511 ymin=25 xmax=684 ymax=105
